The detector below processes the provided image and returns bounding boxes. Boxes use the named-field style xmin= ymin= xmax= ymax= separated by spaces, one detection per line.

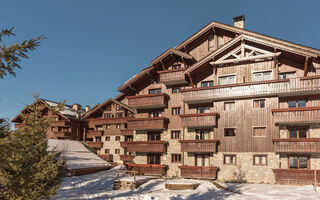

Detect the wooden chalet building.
xmin=83 ymin=98 xmax=135 ymax=163
xmin=12 ymin=99 xmax=85 ymax=141
xmin=111 ymin=16 xmax=320 ymax=184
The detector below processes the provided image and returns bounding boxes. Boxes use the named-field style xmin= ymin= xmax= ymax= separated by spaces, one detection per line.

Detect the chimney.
xmin=85 ymin=105 xmax=90 ymax=112
xmin=233 ymin=15 xmax=245 ymax=29
xmin=72 ymin=103 xmax=81 ymax=112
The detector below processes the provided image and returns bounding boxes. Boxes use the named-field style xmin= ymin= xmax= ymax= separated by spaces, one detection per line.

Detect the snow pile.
xmin=48 ymin=139 xmax=110 ymax=170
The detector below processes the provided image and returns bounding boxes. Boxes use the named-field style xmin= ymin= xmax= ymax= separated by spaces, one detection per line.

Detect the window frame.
xmin=105 ymin=136 xmax=110 ymax=141
xmin=171 ymin=130 xmax=181 ymax=139
xmin=172 ymin=107 xmax=181 ymax=115
xmin=224 ymin=101 xmax=235 ymax=111
xmin=278 ymin=71 xmax=296 ymax=80
xmin=252 ymin=70 xmax=273 ymax=82
xmin=171 ymin=154 xmax=182 ymax=163
xmin=115 ymin=136 xmax=121 ymax=141
xmin=223 ymin=154 xmax=237 ymax=165
xmin=252 ymin=126 xmax=267 ymax=137
xmin=253 ymin=155 xmax=268 ymax=166
xmin=224 ymin=128 xmax=236 ymax=137
xmin=218 ymin=74 xmax=236 ymax=85
xmin=253 ymin=99 xmax=266 ymax=109
xmin=288 ymin=155 xmax=310 ymax=169
xmin=172 ymin=87 xmax=181 ymax=94
xmin=287 ymin=126 xmax=309 ymax=138
xmin=201 ymin=80 xmax=214 ymax=88
xmin=115 ymin=149 xmax=120 ymax=154
xmin=149 ymin=88 xmax=162 ymax=94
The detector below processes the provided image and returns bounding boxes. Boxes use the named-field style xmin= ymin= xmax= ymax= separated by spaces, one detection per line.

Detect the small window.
xmin=208 ymin=35 xmax=215 ymax=51
xmin=104 ymin=113 xmax=112 ymax=118
xmin=201 ymin=81 xmax=214 ymax=87
xmin=253 ymin=155 xmax=267 ymax=166
xmin=149 ymin=88 xmax=162 ymax=94
xmin=288 ymin=100 xmax=306 ymax=108
xmin=125 ymin=135 xmax=133 ymax=142
xmin=105 ymin=149 xmax=110 ymax=154
xmin=279 ymin=72 xmax=296 ymax=79
xmin=96 ymin=125 xmax=103 ymax=130
xmin=172 ymin=154 xmax=182 ymax=163
xmin=148 ymin=132 xmax=161 ymax=141
xmin=116 ymin=104 xmax=122 ymax=111
xmin=116 ymin=113 xmax=123 ymax=118
xmin=106 ymin=136 xmax=110 ymax=141
xmin=253 ymin=127 xmax=267 ymax=137
xmin=252 ymin=71 xmax=272 ymax=82
xmin=289 ymin=156 xmax=308 ymax=169
xmin=171 ymin=131 xmax=181 ymax=139
xmin=115 ymin=149 xmax=120 ymax=154
xmin=224 ymin=102 xmax=235 ymax=111
xmin=172 ymin=107 xmax=181 ymax=115
xmin=115 ymin=136 xmax=121 ymax=141
xmin=105 ymin=106 xmax=111 ymax=111
xmin=147 ymin=154 xmax=161 ymax=164
xmin=172 ymin=64 xmax=182 ymax=70
xmin=116 ymin=124 xmax=121 ymax=129
xmin=253 ymin=99 xmax=265 ymax=108
xmin=149 ymin=111 xmax=161 ymax=118
xmin=219 ymin=75 xmax=236 ymax=85
xmin=197 ymin=107 xmax=210 ymax=114
xmin=224 ymin=128 xmax=236 ymax=137
xmin=95 ymin=137 xmax=101 ymax=142
xmin=172 ymin=87 xmax=181 ymax=93
xmin=288 ymin=127 xmax=308 ymax=138
xmin=106 ymin=125 xmax=110 ymax=129
xmin=224 ymin=155 xmax=236 ymax=165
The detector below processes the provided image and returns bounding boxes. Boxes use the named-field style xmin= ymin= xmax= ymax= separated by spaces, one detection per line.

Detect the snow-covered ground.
xmin=52 ymin=166 xmax=320 ymax=200
xmin=48 ymin=139 xmax=110 ymax=170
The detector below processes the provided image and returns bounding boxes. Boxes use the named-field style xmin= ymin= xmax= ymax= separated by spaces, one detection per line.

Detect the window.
xmin=96 ymin=125 xmax=103 ymax=130
xmin=172 ymin=154 xmax=182 ymax=163
xmin=172 ymin=64 xmax=182 ymax=69
xmin=116 ymin=113 xmax=123 ymax=118
xmin=253 ymin=155 xmax=267 ymax=166
xmin=172 ymin=107 xmax=181 ymax=115
xmin=150 ymin=111 xmax=161 ymax=118
xmin=208 ymin=35 xmax=215 ymax=51
xmin=195 ymin=130 xmax=209 ymax=140
xmin=279 ymin=72 xmax=296 ymax=79
xmin=217 ymin=35 xmax=224 ymax=48
xmin=149 ymin=88 xmax=161 ymax=94
xmin=96 ymin=137 xmax=101 ymax=142
xmin=104 ymin=113 xmax=112 ymax=118
xmin=115 ymin=149 xmax=120 ymax=154
xmin=148 ymin=132 xmax=161 ymax=141
xmin=172 ymin=87 xmax=181 ymax=93
xmin=224 ymin=155 xmax=236 ymax=165
xmin=105 ymin=136 xmax=110 ymax=141
xmin=252 ymin=71 xmax=272 ymax=82
xmin=289 ymin=156 xmax=309 ymax=169
xmin=171 ymin=131 xmax=181 ymax=139
xmin=219 ymin=75 xmax=236 ymax=85
xmin=288 ymin=127 xmax=308 ymax=138
xmin=201 ymin=81 xmax=214 ymax=87
xmin=224 ymin=128 xmax=236 ymax=137
xmin=116 ymin=124 xmax=121 ymax=129
xmin=224 ymin=102 xmax=235 ymax=111
xmin=106 ymin=125 xmax=110 ymax=129
xmin=253 ymin=127 xmax=267 ymax=137
xmin=105 ymin=149 xmax=110 ymax=154
xmin=116 ymin=104 xmax=122 ymax=111
xmin=125 ymin=135 xmax=133 ymax=142
xmin=253 ymin=99 xmax=265 ymax=108
xmin=115 ymin=136 xmax=121 ymax=141
xmin=197 ymin=107 xmax=210 ymax=114
xmin=147 ymin=154 xmax=161 ymax=164
xmin=288 ymin=100 xmax=306 ymax=108
xmin=196 ymin=154 xmax=210 ymax=166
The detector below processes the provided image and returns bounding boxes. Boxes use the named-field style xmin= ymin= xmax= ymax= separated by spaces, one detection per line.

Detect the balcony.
xmin=127 ymin=164 xmax=167 ymax=176
xmin=88 ymin=117 xmax=132 ymax=127
xmin=179 ymin=140 xmax=218 ymax=153
xmin=127 ymin=93 xmax=169 ymax=109
xmin=272 ymin=138 xmax=320 ymax=153
xmin=50 ymin=120 xmax=70 ymax=127
xmin=53 ymin=131 xmax=71 ymax=138
xmin=179 ymin=166 xmax=218 ymax=179
xmin=182 ymin=76 xmax=320 ymax=104
xmin=273 ymin=169 xmax=320 ymax=184
xmin=126 ymin=141 xmax=167 ymax=153
xmin=127 ymin=117 xmax=168 ymax=130
xmin=180 ymin=113 xmax=217 ymax=128
xmin=120 ymin=154 xmax=134 ymax=162
xmin=87 ymin=141 xmax=103 ymax=149
xmin=98 ymin=154 xmax=113 ymax=162
xmin=272 ymin=107 xmax=320 ymax=124
xmin=120 ymin=141 xmax=128 ymax=148
xmin=120 ymin=129 xmax=134 ymax=136
xmin=86 ymin=130 xmax=103 ymax=138
xmin=158 ymin=68 xmax=187 ymax=85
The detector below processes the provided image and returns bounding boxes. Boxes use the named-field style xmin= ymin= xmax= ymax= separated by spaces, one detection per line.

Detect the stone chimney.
xmin=72 ymin=103 xmax=82 ymax=112
xmin=233 ymin=15 xmax=245 ymax=29
xmin=85 ymin=105 xmax=90 ymax=112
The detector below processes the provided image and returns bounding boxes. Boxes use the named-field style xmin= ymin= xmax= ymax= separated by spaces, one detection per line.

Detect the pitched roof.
xmin=151 ymin=48 xmax=194 ymax=65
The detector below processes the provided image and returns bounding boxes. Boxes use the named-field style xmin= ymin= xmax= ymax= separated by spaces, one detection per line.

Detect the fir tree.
xmin=0 ymin=96 xmax=65 ymax=200
xmin=0 ymin=118 xmax=11 ymax=138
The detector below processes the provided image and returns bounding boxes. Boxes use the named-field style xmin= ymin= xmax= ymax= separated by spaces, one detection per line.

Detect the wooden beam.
xmin=273 ymin=50 xmax=279 ymax=79
xmin=304 ymin=57 xmax=309 ymax=77
xmin=181 ymin=56 xmax=186 ymax=68
xmin=160 ymin=61 xmax=166 ymax=70
xmin=241 ymin=39 xmax=245 ymax=58
xmin=210 ymin=52 xmax=281 ymax=65
xmin=188 ymin=73 xmax=195 ymax=88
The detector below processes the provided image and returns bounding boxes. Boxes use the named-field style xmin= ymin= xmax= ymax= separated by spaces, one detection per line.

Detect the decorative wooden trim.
xmin=127 ymin=117 xmax=168 ymax=122
xmin=179 ymin=113 xmax=218 ymax=118
xmin=272 ymin=107 xmax=320 ymax=113
xmin=127 ymin=93 xmax=168 ymax=99
xmin=158 ymin=68 xmax=186 ymax=74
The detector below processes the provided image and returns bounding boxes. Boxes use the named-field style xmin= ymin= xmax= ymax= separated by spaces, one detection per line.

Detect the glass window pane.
xmin=299 ymin=129 xmax=307 ymax=138
xmin=204 ymin=156 xmax=209 ymax=166
xmin=288 ymin=101 xmax=296 ymax=108
xmin=225 ymin=156 xmax=230 ymax=164
xmin=255 ymin=156 xmax=260 ymax=164
xmin=299 ymin=157 xmax=308 ymax=169
xmin=287 ymin=72 xmax=296 ymax=78
xmin=289 ymin=157 xmax=298 ymax=168
xmin=289 ymin=130 xmax=298 ymax=138
xmin=298 ymin=100 xmax=306 ymax=108
xmin=261 ymin=156 xmax=266 ymax=164
xmin=260 ymin=100 xmax=265 ymax=108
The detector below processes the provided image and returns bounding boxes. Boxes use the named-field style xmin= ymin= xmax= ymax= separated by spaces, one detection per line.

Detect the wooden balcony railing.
xmin=86 ymin=130 xmax=103 ymax=138
xmin=272 ymin=107 xmax=320 ymax=124
xmin=182 ymin=76 xmax=320 ymax=103
xmin=127 ymin=117 xmax=168 ymax=130
xmin=127 ymin=93 xmax=169 ymax=109
xmin=179 ymin=140 xmax=218 ymax=152
xmin=272 ymin=138 xmax=320 ymax=153
xmin=98 ymin=154 xmax=113 ymax=162
xmin=50 ymin=120 xmax=70 ymax=127
xmin=88 ymin=117 xmax=132 ymax=126
xmin=120 ymin=129 xmax=134 ymax=136
xmin=126 ymin=141 xmax=167 ymax=153
xmin=87 ymin=141 xmax=103 ymax=149
xmin=179 ymin=166 xmax=218 ymax=179
xmin=127 ymin=164 xmax=167 ymax=176
xmin=120 ymin=154 xmax=134 ymax=162
xmin=53 ymin=131 xmax=71 ymax=138
xmin=273 ymin=169 xmax=320 ymax=184
xmin=158 ymin=68 xmax=187 ymax=85
xmin=180 ymin=113 xmax=217 ymax=128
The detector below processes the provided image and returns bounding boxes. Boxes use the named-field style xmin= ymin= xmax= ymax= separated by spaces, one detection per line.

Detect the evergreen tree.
xmin=0 ymin=96 xmax=65 ymax=200
xmin=0 ymin=27 xmax=45 ymax=79
xmin=0 ymin=118 xmax=11 ymax=138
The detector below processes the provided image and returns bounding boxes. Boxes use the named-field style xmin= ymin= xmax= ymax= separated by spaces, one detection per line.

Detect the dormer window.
xmin=172 ymin=64 xmax=182 ymax=70
xmin=149 ymin=88 xmax=161 ymax=94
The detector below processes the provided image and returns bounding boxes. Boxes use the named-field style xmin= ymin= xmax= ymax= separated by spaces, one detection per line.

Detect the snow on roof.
xmin=48 ymin=139 xmax=110 ymax=170
xmin=42 ymin=99 xmax=85 ymax=119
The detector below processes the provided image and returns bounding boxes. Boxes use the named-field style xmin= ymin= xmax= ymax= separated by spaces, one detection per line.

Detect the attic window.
xmin=172 ymin=64 xmax=182 ymax=70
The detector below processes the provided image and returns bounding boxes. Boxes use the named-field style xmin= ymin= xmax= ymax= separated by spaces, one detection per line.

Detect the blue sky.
xmin=1 ymin=0 xmax=319 ymax=120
